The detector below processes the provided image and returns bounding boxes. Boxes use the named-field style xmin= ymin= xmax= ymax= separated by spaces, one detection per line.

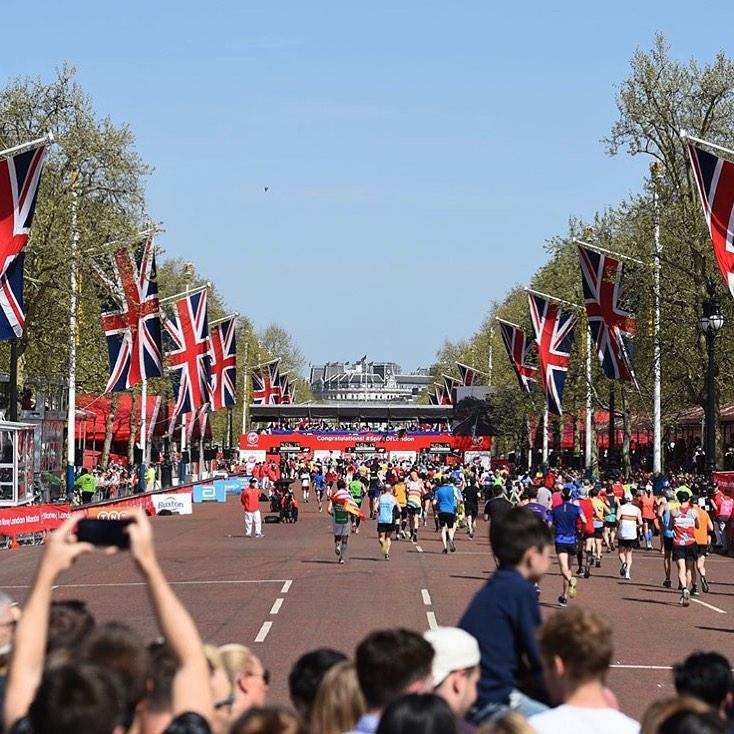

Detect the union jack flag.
xmin=528 ymin=293 xmax=578 ymax=416
xmin=0 ymin=143 xmax=47 ymax=339
xmin=576 ymin=244 xmax=636 ymax=381
xmin=688 ymin=142 xmax=734 ymax=299
xmin=442 ymin=374 xmax=461 ymax=405
xmin=279 ymin=373 xmax=291 ymax=405
xmin=434 ymin=384 xmax=451 ymax=405
xmin=93 ymin=239 xmax=163 ymax=393
xmin=252 ymin=359 xmax=283 ymax=405
xmin=498 ymin=319 xmax=537 ymax=396
xmin=457 ymin=362 xmax=480 ymax=386
xmin=163 ymin=289 xmax=212 ymax=417
xmin=428 ymin=389 xmax=438 ymax=405
xmin=209 ymin=316 xmax=237 ymax=410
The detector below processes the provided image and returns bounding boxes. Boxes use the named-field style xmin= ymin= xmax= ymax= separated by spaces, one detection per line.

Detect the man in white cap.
xmin=424 ymin=626 xmax=481 ymax=731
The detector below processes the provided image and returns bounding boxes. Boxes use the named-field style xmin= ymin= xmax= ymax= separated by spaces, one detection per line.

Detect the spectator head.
xmin=29 ymin=662 xmax=126 ymax=734
xmin=525 ymin=486 xmax=538 ymax=501
xmin=423 ymin=627 xmax=480 ymax=718
xmin=230 ymin=706 xmax=304 ymax=734
xmin=355 ymin=629 xmax=434 ymax=713
xmin=81 ymin=621 xmax=149 ymax=729
xmin=673 ymin=652 xmax=733 ymax=717
xmin=47 ymin=599 xmax=95 ymax=655
xmin=287 ymin=647 xmax=347 ymax=724
xmin=538 ymin=608 xmax=614 ymax=705
xmin=219 ymin=643 xmax=270 ymax=720
xmin=490 ymin=507 xmax=552 ymax=579
xmin=137 ymin=642 xmax=178 ymax=734
xmin=309 ymin=660 xmax=365 ymax=734
xmin=204 ymin=645 xmax=233 ymax=734
xmin=641 ymin=696 xmax=722 ymax=734
xmin=0 ymin=590 xmax=17 ymax=657
xmin=475 ymin=711 xmax=537 ymax=734
xmin=375 ymin=693 xmax=458 ymax=734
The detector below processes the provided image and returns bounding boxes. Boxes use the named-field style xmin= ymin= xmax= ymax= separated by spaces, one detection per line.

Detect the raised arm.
xmin=127 ymin=509 xmax=212 ymax=722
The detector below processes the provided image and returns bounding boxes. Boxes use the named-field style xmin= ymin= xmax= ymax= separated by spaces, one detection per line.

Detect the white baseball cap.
xmin=423 ymin=627 xmax=481 ymax=687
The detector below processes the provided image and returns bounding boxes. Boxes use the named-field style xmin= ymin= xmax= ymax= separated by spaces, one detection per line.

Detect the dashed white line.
xmin=17 ymin=579 xmax=290 ymax=590
xmin=415 ymin=545 xmax=424 ymax=553
xmin=254 ymin=621 xmax=272 ymax=643
xmin=421 ymin=589 xmax=432 ymax=606
xmin=281 ymin=580 xmax=293 ymax=594
xmin=611 ymin=664 xmax=673 ymax=670
xmin=270 ymin=598 xmax=284 ymax=615
xmin=426 ymin=611 xmax=438 ymax=630
xmin=691 ymin=598 xmax=727 ymax=614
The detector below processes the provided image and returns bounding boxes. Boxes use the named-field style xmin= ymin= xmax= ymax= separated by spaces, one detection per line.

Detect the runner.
xmin=405 ymin=471 xmax=424 ymax=543
xmin=658 ymin=490 xmax=676 ymax=588
xmin=462 ymin=476 xmax=480 ymax=540
xmin=692 ymin=492 xmax=714 ymax=596
xmin=434 ymin=475 xmax=459 ymax=554
xmin=376 ymin=484 xmax=397 ymax=560
xmin=549 ymin=486 xmax=584 ymax=607
xmin=669 ymin=487 xmax=699 ymax=606
xmin=349 ymin=473 xmax=365 ymax=534
xmin=393 ymin=476 xmax=408 ymax=539
xmin=421 ymin=474 xmax=434 ymax=528
xmin=300 ymin=468 xmax=311 ymax=503
xmin=576 ymin=486 xmax=596 ymax=579
xmin=589 ymin=487 xmax=608 ymax=569
xmin=327 ymin=479 xmax=351 ymax=564
xmin=313 ymin=467 xmax=325 ymax=513
xmin=367 ymin=468 xmax=382 ymax=520
xmin=603 ymin=489 xmax=619 ymax=552
xmin=617 ymin=494 xmax=642 ymax=581
xmin=640 ymin=484 xmax=656 ymax=550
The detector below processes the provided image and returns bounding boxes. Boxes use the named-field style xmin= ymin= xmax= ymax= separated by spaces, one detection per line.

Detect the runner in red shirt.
xmin=669 ymin=487 xmax=699 ymax=606
xmin=640 ymin=486 xmax=656 ymax=550
xmin=576 ymin=486 xmax=596 ymax=579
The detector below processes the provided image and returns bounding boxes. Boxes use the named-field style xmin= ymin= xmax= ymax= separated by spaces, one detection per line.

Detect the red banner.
xmin=713 ymin=471 xmax=734 ymax=495
xmin=0 ymin=503 xmax=71 ymax=540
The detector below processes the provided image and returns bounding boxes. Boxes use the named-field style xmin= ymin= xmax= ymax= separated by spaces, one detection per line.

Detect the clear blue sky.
xmin=2 ymin=1 xmax=731 ymax=372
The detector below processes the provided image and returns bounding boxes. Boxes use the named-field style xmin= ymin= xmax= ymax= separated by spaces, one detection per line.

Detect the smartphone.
xmin=76 ymin=518 xmax=133 ymax=549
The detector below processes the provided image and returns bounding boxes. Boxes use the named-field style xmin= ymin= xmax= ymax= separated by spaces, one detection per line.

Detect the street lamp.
xmin=699 ymin=277 xmax=724 ymax=475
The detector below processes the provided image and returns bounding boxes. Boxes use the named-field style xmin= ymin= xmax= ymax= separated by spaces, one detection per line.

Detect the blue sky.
xmin=3 ymin=1 xmax=731 ymax=371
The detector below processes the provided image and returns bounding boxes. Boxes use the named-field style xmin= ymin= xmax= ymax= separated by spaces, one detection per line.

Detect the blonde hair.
xmin=640 ymin=695 xmax=712 ymax=734
xmin=218 ymin=643 xmax=257 ymax=686
xmin=477 ymin=711 xmax=537 ymax=734
xmin=230 ymin=706 xmax=303 ymax=734
xmin=204 ymin=644 xmax=224 ymax=672
xmin=309 ymin=660 xmax=366 ymax=734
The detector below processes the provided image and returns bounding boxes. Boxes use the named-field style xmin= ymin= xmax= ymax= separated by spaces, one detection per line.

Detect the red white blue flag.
xmin=457 ymin=362 xmax=480 ymax=386
xmin=688 ymin=142 xmax=734 ymax=299
xmin=442 ymin=374 xmax=461 ymax=405
xmin=164 ymin=289 xmax=212 ymax=417
xmin=0 ymin=143 xmax=47 ymax=339
xmin=528 ymin=293 xmax=577 ymax=416
xmin=280 ymin=373 xmax=291 ymax=405
xmin=498 ymin=319 xmax=537 ymax=396
xmin=576 ymin=244 xmax=636 ymax=381
xmin=209 ymin=316 xmax=237 ymax=410
xmin=94 ymin=239 xmax=163 ymax=393
xmin=252 ymin=359 xmax=283 ymax=405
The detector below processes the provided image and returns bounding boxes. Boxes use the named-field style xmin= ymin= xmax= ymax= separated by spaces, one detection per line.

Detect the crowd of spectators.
xmin=256 ymin=421 xmax=450 ymax=434
xmin=1 ymin=504 xmax=732 ymax=734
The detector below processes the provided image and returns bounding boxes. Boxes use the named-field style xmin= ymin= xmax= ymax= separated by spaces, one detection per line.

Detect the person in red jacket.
xmin=241 ymin=478 xmax=264 ymax=538
xmin=576 ymin=486 xmax=596 ymax=579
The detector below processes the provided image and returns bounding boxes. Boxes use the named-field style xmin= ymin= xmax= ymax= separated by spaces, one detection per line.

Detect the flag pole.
xmin=488 ymin=326 xmax=494 ymax=388
xmin=525 ymin=288 xmax=583 ymax=312
xmin=65 ymin=171 xmax=79 ymax=496
xmin=651 ymin=162 xmax=664 ymax=475
xmin=542 ymin=406 xmax=549 ymax=466
xmin=585 ymin=326 xmax=593 ymax=473
xmin=572 ymin=238 xmax=646 ymax=266
xmin=240 ymin=340 xmax=249 ymax=450
xmin=680 ymin=129 xmax=734 ymax=160
xmin=496 ymin=317 xmax=522 ymax=330
xmin=0 ymin=132 xmax=54 ymax=161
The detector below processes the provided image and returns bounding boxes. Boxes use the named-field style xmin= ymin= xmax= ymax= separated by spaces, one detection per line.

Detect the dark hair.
xmin=673 ymin=652 xmax=733 ymax=709
xmin=145 ymin=642 xmax=179 ymax=713
xmin=231 ymin=706 xmax=304 ymax=734
xmin=355 ymin=630 xmax=433 ymax=711
xmin=490 ymin=507 xmax=552 ymax=567
xmin=525 ymin=486 xmax=538 ymax=500
xmin=676 ymin=490 xmax=690 ymax=503
xmin=659 ymin=710 xmax=726 ymax=734
xmin=80 ymin=622 xmax=149 ymax=727
xmin=29 ymin=663 xmax=125 ymax=734
xmin=337 ymin=479 xmax=346 ymax=489
xmin=538 ymin=608 xmax=613 ymax=683
xmin=47 ymin=600 xmax=96 ymax=654
xmin=375 ymin=693 xmax=458 ymax=734
xmin=287 ymin=648 xmax=347 ymax=722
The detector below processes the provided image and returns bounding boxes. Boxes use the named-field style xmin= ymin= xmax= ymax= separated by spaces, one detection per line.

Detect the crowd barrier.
xmin=0 ymin=473 xmax=249 ymax=549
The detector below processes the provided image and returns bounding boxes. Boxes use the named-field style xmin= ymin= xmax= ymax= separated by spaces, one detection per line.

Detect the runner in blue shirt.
xmin=434 ymin=477 xmax=459 ymax=554
xmin=376 ymin=486 xmax=398 ymax=560
xmin=549 ymin=486 xmax=586 ymax=607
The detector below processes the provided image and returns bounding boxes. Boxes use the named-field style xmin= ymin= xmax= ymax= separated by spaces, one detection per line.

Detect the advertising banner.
xmin=217 ymin=476 xmax=249 ymax=495
xmin=0 ymin=503 xmax=71 ymax=539
xmin=194 ymin=482 xmax=227 ymax=503
xmin=713 ymin=471 xmax=734 ymax=495
xmin=389 ymin=450 xmax=417 ymax=464
xmin=314 ymin=450 xmax=342 ymax=462
xmin=151 ymin=493 xmax=193 ymax=515
xmin=238 ymin=449 xmax=266 ymax=464
xmin=464 ymin=451 xmax=492 ymax=469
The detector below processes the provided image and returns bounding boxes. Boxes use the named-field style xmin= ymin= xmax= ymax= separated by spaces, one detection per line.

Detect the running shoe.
xmin=442 ymin=547 xmax=448 ymax=555
xmin=619 ymin=562 xmax=627 ymax=578
xmin=701 ymin=576 xmax=710 ymax=593
xmin=680 ymin=588 xmax=690 ymax=606
xmin=624 ymin=570 xmax=631 ymax=580
xmin=576 ymin=567 xmax=584 ymax=576
xmin=450 ymin=540 xmax=457 ymax=553
xmin=595 ymin=559 xmax=601 ymax=568
xmin=384 ymin=552 xmax=389 ymax=560
xmin=691 ymin=585 xmax=700 ymax=597
xmin=255 ymin=533 xmax=264 ymax=539
xmin=662 ymin=578 xmax=671 ymax=588
xmin=568 ymin=577 xmax=578 ymax=599
xmin=339 ymin=558 xmax=345 ymax=565
xmin=558 ymin=595 xmax=568 ymax=608
xmin=584 ymin=566 xmax=591 ymax=579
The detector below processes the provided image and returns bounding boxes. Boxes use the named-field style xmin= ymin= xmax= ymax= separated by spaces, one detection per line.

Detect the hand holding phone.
xmin=75 ymin=518 xmax=133 ymax=549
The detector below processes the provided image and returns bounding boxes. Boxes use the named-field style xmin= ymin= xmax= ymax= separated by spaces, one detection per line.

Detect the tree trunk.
xmin=127 ymin=391 xmax=138 ymax=465
xmin=101 ymin=393 xmax=119 ymax=469
xmin=621 ymin=384 xmax=632 ymax=480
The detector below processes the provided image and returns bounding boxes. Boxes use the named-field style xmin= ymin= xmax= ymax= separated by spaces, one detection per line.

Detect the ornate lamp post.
xmin=699 ymin=278 xmax=724 ymax=475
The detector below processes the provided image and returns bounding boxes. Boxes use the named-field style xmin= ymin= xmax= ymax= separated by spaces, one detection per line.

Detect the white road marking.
xmin=426 ymin=611 xmax=438 ymax=630
xmin=421 ymin=589 xmax=432 ymax=606
xmin=254 ymin=621 xmax=272 ymax=643
xmin=611 ymin=664 xmax=673 ymax=670
xmin=1 ymin=579 xmax=290 ymax=590
xmin=270 ymin=598 xmax=284 ymax=615
xmin=415 ymin=545 xmax=424 ymax=553
xmin=691 ymin=598 xmax=727 ymax=614
xmin=281 ymin=580 xmax=293 ymax=594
